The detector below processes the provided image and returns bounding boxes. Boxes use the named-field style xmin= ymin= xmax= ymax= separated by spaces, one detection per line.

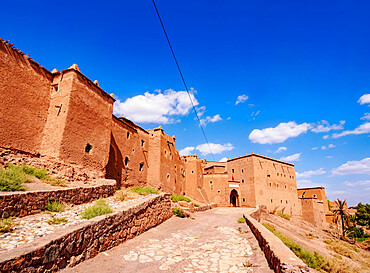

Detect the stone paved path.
xmin=62 ymin=207 xmax=272 ymax=273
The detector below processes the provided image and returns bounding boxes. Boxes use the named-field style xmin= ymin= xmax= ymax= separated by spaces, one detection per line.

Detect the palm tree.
xmin=333 ymin=199 xmax=349 ymax=237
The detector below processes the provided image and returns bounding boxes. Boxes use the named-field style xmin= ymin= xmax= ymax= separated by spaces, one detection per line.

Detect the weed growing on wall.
xmin=130 ymin=186 xmax=158 ymax=195
xmin=81 ymin=198 xmax=113 ymax=220
xmin=46 ymin=200 xmax=65 ymax=212
xmin=171 ymin=194 xmax=191 ymax=202
xmin=173 ymin=208 xmax=188 ymax=218
xmin=278 ymin=212 xmax=291 ymax=220
xmin=0 ymin=217 xmax=18 ymax=234
xmin=114 ymin=188 xmax=139 ymax=201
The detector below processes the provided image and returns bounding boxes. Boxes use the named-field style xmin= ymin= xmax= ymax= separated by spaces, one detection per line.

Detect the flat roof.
xmin=228 ymin=153 xmax=294 ymax=166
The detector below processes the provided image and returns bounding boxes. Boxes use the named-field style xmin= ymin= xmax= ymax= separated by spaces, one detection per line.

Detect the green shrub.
xmin=0 ymin=217 xmax=18 ymax=234
xmin=0 ymin=164 xmax=30 ymax=191
xmin=130 ymin=186 xmax=158 ymax=195
xmin=81 ymin=198 xmax=113 ymax=220
xmin=238 ymin=217 xmax=246 ymax=223
xmin=173 ymin=208 xmax=188 ymax=218
xmin=194 ymin=204 xmax=200 ymax=207
xmin=346 ymin=226 xmax=365 ymax=239
xmin=47 ymin=215 xmax=68 ymax=225
xmin=278 ymin=212 xmax=291 ymax=220
xmin=171 ymin=194 xmax=191 ymax=202
xmin=46 ymin=200 xmax=65 ymax=212
xmin=0 ymin=164 xmax=67 ymax=191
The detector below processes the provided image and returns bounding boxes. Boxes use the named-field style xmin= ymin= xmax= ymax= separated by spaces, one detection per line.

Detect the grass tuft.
xmin=0 ymin=164 xmax=67 ymax=192
xmin=46 ymin=200 xmax=65 ymax=212
xmin=173 ymin=208 xmax=188 ymax=218
xmin=194 ymin=204 xmax=200 ymax=207
xmin=47 ymin=215 xmax=68 ymax=225
xmin=130 ymin=186 xmax=158 ymax=195
xmin=262 ymin=223 xmax=361 ymax=272
xmin=81 ymin=198 xmax=113 ymax=220
xmin=278 ymin=212 xmax=291 ymax=220
xmin=114 ymin=188 xmax=139 ymax=201
xmin=0 ymin=217 xmax=18 ymax=234
xmin=171 ymin=194 xmax=192 ymax=202
xmin=238 ymin=217 xmax=246 ymax=223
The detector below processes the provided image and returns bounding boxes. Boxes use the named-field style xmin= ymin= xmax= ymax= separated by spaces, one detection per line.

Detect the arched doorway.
xmin=230 ymin=189 xmax=239 ymax=207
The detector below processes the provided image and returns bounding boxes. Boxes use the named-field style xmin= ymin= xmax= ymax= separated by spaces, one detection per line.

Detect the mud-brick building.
xmin=1 ymin=37 xmax=304 ymax=216
xmin=183 ymin=154 xmax=302 ymax=216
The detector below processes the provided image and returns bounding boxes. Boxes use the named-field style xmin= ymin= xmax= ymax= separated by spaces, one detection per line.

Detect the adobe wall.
xmin=57 ymin=70 xmax=114 ymax=173
xmin=298 ymin=187 xmax=329 ymax=213
xmin=0 ymin=39 xmax=52 ymax=154
xmin=202 ymin=173 xmax=229 ymax=205
xmin=299 ymin=197 xmax=326 ymax=228
xmin=182 ymin=155 xmax=209 ymax=203
xmin=249 ymin=155 xmax=301 ymax=215
xmin=106 ymin=116 xmax=149 ymax=187
xmin=147 ymin=128 xmax=185 ymax=194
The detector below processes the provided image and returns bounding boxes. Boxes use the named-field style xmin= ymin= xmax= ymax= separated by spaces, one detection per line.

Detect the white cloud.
xmin=113 ymin=89 xmax=198 ymax=124
xmin=219 ymin=157 xmax=228 ymax=162
xmin=280 ymin=153 xmax=301 ymax=162
xmin=249 ymin=122 xmax=311 ymax=144
xmin=311 ymin=120 xmax=345 ymax=133
xmin=343 ymin=180 xmax=370 ymax=187
xmin=275 ymin=147 xmax=287 ymax=153
xmin=196 ymin=106 xmax=206 ymax=117
xmin=179 ymin=147 xmax=195 ymax=156
xmin=250 ymin=111 xmax=260 ymax=120
xmin=361 ymin=113 xmax=370 ymax=120
xmin=196 ymin=143 xmax=234 ymax=156
xmin=332 ymin=158 xmax=370 ymax=176
xmin=331 ymin=122 xmax=370 ymax=138
xmin=235 ymin=94 xmax=248 ymax=105
xmin=326 ymin=156 xmax=334 ymax=159
xmin=358 ymin=94 xmax=370 ymax=105
xmin=200 ymin=114 xmax=222 ymax=126
xmin=311 ymin=147 xmax=319 ymax=150
xmin=297 ymin=179 xmax=323 ymax=188
xmin=296 ymin=168 xmax=326 ymax=178
xmin=323 ymin=135 xmax=329 ymax=139
xmin=227 ymin=117 xmax=231 ymax=120
xmin=321 ymin=144 xmax=335 ymax=150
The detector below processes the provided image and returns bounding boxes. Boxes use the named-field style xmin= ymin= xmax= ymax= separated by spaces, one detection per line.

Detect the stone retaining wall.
xmin=243 ymin=213 xmax=311 ymax=273
xmin=0 ymin=194 xmax=172 ymax=272
xmin=0 ymin=183 xmax=117 ymax=218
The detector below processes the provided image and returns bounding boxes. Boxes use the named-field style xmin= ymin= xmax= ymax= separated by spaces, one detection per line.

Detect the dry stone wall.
xmin=0 ymin=194 xmax=172 ymax=272
xmin=244 ymin=212 xmax=311 ymax=273
xmin=0 ymin=183 xmax=116 ymax=218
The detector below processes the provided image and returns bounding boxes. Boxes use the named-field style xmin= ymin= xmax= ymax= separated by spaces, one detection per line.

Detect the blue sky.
xmin=2 ymin=1 xmax=369 ymax=205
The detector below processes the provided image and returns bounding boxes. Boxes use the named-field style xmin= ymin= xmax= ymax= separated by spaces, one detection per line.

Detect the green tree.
xmin=333 ymin=199 xmax=349 ymax=237
xmin=355 ymin=203 xmax=370 ymax=228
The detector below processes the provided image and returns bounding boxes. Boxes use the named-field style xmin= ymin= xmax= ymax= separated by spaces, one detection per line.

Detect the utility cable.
xmin=151 ymin=0 xmax=216 ymax=161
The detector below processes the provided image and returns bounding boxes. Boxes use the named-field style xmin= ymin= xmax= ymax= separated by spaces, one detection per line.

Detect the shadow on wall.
xmin=105 ymin=133 xmax=123 ymax=187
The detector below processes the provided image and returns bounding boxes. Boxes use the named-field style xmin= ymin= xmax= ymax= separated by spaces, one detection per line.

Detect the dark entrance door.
xmin=230 ymin=189 xmax=239 ymax=207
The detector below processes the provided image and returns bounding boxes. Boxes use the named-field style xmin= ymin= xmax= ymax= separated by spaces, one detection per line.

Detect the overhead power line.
xmin=151 ymin=0 xmax=216 ymax=161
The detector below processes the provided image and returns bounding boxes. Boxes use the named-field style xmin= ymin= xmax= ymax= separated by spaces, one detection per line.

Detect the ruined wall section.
xmin=106 ymin=116 xmax=149 ymax=187
xmin=57 ymin=70 xmax=114 ymax=174
xmin=250 ymin=155 xmax=301 ymax=216
xmin=0 ymin=39 xmax=52 ymax=154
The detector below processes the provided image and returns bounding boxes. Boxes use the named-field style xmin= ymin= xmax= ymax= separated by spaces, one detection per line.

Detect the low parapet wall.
xmin=0 ymin=182 xmax=117 ymax=218
xmin=243 ymin=213 xmax=311 ymax=273
xmin=0 ymin=193 xmax=172 ymax=272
